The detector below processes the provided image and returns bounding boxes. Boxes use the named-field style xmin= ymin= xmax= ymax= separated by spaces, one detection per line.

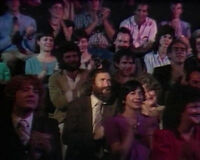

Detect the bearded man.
xmin=48 ymin=42 xmax=89 ymax=123
xmin=62 ymin=68 xmax=117 ymax=160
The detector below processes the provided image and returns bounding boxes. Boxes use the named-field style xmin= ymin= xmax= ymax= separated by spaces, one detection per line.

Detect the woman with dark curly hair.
xmin=104 ymin=80 xmax=159 ymax=160
xmin=151 ymin=85 xmax=200 ymax=160
xmin=144 ymin=25 xmax=175 ymax=74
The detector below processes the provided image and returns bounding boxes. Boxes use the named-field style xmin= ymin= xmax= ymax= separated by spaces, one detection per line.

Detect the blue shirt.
xmin=0 ymin=12 xmax=37 ymax=52
xmin=25 ymin=56 xmax=57 ymax=76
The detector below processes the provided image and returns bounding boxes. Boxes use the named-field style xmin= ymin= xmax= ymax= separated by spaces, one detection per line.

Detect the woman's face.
xmin=143 ymin=85 xmax=157 ymax=107
xmin=125 ymin=87 xmax=144 ymax=110
xmin=182 ymin=101 xmax=200 ymax=125
xmin=159 ymin=34 xmax=173 ymax=48
xmin=37 ymin=36 xmax=54 ymax=52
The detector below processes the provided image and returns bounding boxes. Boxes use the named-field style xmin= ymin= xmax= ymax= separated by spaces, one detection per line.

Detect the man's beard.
xmin=93 ymin=85 xmax=112 ymax=102
xmin=62 ymin=62 xmax=80 ymax=71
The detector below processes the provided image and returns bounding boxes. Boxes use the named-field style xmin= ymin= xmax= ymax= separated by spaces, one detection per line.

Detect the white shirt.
xmin=144 ymin=51 xmax=171 ymax=74
xmin=65 ymin=74 xmax=81 ymax=102
xmin=90 ymin=94 xmax=103 ymax=130
xmin=120 ymin=16 xmax=157 ymax=48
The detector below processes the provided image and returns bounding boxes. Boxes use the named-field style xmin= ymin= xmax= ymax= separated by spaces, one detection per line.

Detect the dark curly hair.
xmin=4 ymin=75 xmax=44 ymax=113
xmin=55 ymin=42 xmax=81 ymax=70
xmin=152 ymin=25 xmax=175 ymax=52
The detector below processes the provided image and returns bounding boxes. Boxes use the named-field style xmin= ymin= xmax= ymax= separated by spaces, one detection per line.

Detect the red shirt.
xmin=151 ymin=127 xmax=200 ymax=160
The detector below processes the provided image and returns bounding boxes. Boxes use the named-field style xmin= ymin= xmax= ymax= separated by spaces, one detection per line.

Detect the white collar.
xmin=91 ymin=94 xmax=102 ymax=109
xmin=12 ymin=113 xmax=33 ymax=130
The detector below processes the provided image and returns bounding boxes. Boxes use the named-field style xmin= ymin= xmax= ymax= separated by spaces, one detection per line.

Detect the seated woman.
xmin=144 ymin=25 xmax=175 ymax=74
xmin=25 ymin=32 xmax=57 ymax=83
xmin=104 ymin=80 xmax=159 ymax=160
xmin=151 ymin=85 xmax=200 ymax=160
xmin=137 ymin=73 xmax=164 ymax=126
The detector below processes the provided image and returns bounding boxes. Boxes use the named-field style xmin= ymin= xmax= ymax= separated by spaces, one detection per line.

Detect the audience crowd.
xmin=1 ymin=0 xmax=200 ymax=160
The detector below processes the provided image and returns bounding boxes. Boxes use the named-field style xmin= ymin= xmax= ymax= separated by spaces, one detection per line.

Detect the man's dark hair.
xmin=167 ymin=39 xmax=188 ymax=54
xmin=74 ymin=29 xmax=89 ymax=41
xmin=135 ymin=1 xmax=150 ymax=12
xmin=113 ymin=27 xmax=133 ymax=44
xmin=114 ymin=48 xmax=135 ymax=64
xmin=89 ymin=68 xmax=111 ymax=85
xmin=47 ymin=0 xmax=64 ymax=9
xmin=56 ymin=42 xmax=81 ymax=70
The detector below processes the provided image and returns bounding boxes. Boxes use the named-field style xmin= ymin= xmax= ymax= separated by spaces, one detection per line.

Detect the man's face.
xmin=188 ymin=71 xmax=200 ymax=89
xmin=90 ymin=0 xmax=101 ymax=12
xmin=116 ymin=56 xmax=136 ymax=77
xmin=14 ymin=84 xmax=39 ymax=112
xmin=63 ymin=51 xmax=80 ymax=71
xmin=168 ymin=42 xmax=187 ymax=64
xmin=92 ymin=72 xmax=112 ymax=101
xmin=171 ymin=3 xmax=183 ymax=18
xmin=114 ymin=33 xmax=131 ymax=51
xmin=78 ymin=38 xmax=88 ymax=53
xmin=49 ymin=3 xmax=64 ymax=19
xmin=135 ymin=4 xmax=148 ymax=22
xmin=7 ymin=0 xmax=20 ymax=12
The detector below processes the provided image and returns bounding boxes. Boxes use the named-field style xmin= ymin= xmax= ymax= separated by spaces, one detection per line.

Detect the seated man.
xmin=1 ymin=75 xmax=62 ymax=160
xmin=113 ymin=48 xmax=137 ymax=85
xmin=62 ymin=68 xmax=117 ymax=160
xmin=153 ymin=39 xmax=188 ymax=105
xmin=0 ymin=0 xmax=36 ymax=56
xmin=120 ymin=2 xmax=157 ymax=56
xmin=48 ymin=43 xmax=89 ymax=123
xmin=74 ymin=0 xmax=115 ymax=49
xmin=160 ymin=1 xmax=191 ymax=39
xmin=111 ymin=27 xmax=133 ymax=53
